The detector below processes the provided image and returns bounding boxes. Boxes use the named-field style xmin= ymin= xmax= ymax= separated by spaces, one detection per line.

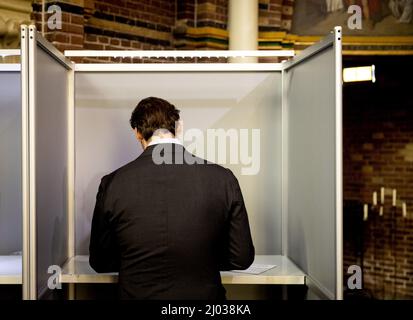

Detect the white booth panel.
xmin=75 ymin=71 xmax=283 ymax=256
xmin=284 ymin=36 xmax=341 ymax=299
xmin=32 ymin=43 xmax=71 ymax=298
xmin=0 ymin=70 xmax=22 ymax=255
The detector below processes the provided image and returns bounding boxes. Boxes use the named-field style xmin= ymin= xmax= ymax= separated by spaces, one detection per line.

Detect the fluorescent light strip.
xmin=64 ymin=50 xmax=295 ymax=58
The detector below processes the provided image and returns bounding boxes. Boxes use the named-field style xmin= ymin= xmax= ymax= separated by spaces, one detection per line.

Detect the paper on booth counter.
xmin=232 ymin=264 xmax=277 ymax=275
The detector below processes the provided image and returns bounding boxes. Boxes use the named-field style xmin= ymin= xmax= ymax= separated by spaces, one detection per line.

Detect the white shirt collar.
xmin=147 ymin=137 xmax=183 ymax=147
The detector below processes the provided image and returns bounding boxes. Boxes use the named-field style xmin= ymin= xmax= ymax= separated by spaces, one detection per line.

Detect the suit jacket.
xmin=89 ymin=143 xmax=254 ymax=300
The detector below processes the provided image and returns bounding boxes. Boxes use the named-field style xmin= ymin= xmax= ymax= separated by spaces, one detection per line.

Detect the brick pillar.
xmin=281 ymin=0 xmax=294 ymax=31
xmin=32 ymin=0 xmax=85 ymax=52
xmin=197 ymin=0 xmax=228 ymax=30
xmin=174 ymin=0 xmax=196 ymax=53
xmin=177 ymin=0 xmax=196 ymax=28
xmin=174 ymin=0 xmax=228 ymax=53
xmin=228 ymin=0 xmax=258 ymax=62
xmin=259 ymin=0 xmax=282 ymax=32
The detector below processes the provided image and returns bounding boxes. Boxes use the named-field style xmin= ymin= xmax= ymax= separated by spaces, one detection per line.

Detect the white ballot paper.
xmin=232 ymin=264 xmax=277 ymax=275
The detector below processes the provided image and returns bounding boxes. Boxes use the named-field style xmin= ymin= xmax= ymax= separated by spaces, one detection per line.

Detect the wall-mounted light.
xmin=343 ymin=65 xmax=376 ymax=83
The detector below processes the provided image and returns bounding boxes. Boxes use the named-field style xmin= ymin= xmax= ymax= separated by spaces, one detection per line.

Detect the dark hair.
xmin=129 ymin=97 xmax=180 ymax=141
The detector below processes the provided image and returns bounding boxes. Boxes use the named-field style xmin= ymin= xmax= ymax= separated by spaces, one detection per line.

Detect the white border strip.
xmin=0 ymin=49 xmax=21 ymax=57
xmin=0 ymin=64 xmax=20 ymax=71
xmin=65 ymin=50 xmax=295 ymax=58
xmin=334 ymin=26 xmax=343 ymax=301
xmin=74 ymin=63 xmax=284 ymax=72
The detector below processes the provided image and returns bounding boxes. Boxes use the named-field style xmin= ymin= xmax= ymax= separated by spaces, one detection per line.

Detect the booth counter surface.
xmin=60 ymin=255 xmax=305 ymax=285
xmin=0 ymin=256 xmax=22 ymax=284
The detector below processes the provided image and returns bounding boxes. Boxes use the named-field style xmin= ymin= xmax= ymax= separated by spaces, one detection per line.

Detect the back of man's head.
xmin=130 ymin=97 xmax=180 ymax=141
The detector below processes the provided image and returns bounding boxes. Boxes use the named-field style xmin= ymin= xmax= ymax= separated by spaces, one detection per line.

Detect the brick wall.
xmin=343 ymin=57 xmax=413 ymax=299
xmin=85 ymin=0 xmax=175 ymax=49
xmin=32 ymin=0 xmax=176 ymax=63
xmin=84 ymin=0 xmax=175 ymax=62
xmin=258 ymin=0 xmax=295 ymax=58
xmin=176 ymin=0 xmax=195 ymax=27
xmin=196 ymin=0 xmax=227 ymax=29
xmin=31 ymin=0 xmax=295 ymax=58
xmin=258 ymin=0 xmax=295 ymax=32
xmin=174 ymin=0 xmax=228 ymax=51
xmin=32 ymin=0 xmax=85 ymax=52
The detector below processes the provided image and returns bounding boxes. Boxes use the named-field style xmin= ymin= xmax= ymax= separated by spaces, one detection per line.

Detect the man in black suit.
xmin=89 ymin=97 xmax=254 ymax=299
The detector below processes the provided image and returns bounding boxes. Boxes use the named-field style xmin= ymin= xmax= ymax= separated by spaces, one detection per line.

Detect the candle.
xmin=392 ymin=189 xmax=397 ymax=206
xmin=380 ymin=187 xmax=384 ymax=204
xmin=373 ymin=192 xmax=377 ymax=206
xmin=363 ymin=204 xmax=368 ymax=221
xmin=379 ymin=206 xmax=383 ymax=216
xmin=402 ymin=203 xmax=407 ymax=218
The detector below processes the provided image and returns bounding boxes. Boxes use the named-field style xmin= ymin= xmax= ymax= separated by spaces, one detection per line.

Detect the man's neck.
xmin=147 ymin=132 xmax=182 ymax=148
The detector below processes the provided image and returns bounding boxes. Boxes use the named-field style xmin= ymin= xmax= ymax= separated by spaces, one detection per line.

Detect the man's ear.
xmin=134 ymin=129 xmax=148 ymax=150
xmin=133 ymin=128 xmax=142 ymax=141
xmin=175 ymin=119 xmax=183 ymax=140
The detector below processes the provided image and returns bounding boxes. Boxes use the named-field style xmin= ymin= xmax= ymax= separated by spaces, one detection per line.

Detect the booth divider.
xmin=21 ymin=25 xmax=75 ymax=299
xmin=282 ymin=27 xmax=343 ymax=299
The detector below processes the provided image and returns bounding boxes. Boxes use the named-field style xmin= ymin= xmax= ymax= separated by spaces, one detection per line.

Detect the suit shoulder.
xmin=99 ymin=158 xmax=138 ymax=188
xmin=199 ymin=162 xmax=236 ymax=181
xmin=183 ymin=149 xmax=233 ymax=178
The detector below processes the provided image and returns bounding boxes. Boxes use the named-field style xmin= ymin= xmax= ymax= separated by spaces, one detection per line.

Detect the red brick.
xmin=110 ymin=38 xmax=120 ymax=45
xmin=53 ymin=32 xmax=69 ymax=43
xmin=86 ymin=34 xmax=97 ymax=42
xmin=105 ymin=45 xmax=122 ymax=50
xmin=61 ymin=12 xmax=71 ymax=23
xmin=71 ymin=35 xmax=84 ymax=45
xmin=121 ymin=39 xmax=131 ymax=47
xmin=131 ymin=41 xmax=142 ymax=49
xmin=64 ymin=24 xmax=83 ymax=35
xmin=98 ymin=36 xmax=109 ymax=44
xmin=71 ymin=14 xmax=84 ymax=25
xmin=120 ymin=9 xmax=129 ymax=17
xmin=108 ymin=6 xmax=120 ymax=15
xmin=85 ymin=43 xmax=104 ymax=50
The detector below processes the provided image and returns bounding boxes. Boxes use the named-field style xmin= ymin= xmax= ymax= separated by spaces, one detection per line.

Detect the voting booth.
xmin=18 ymin=25 xmax=343 ymax=300
xmin=0 ymin=49 xmax=23 ymax=299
